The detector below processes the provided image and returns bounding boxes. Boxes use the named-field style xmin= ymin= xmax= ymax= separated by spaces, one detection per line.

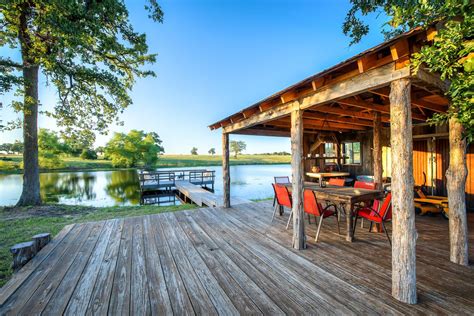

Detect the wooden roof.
xmin=209 ymin=26 xmax=449 ymax=136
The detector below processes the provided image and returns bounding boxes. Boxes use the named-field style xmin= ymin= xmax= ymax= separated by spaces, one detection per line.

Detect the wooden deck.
xmin=1 ymin=201 xmax=473 ymax=315
xmin=175 ymin=180 xmax=250 ymax=207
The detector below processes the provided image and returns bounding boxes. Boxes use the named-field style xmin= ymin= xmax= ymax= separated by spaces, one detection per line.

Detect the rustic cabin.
xmin=210 ymin=26 xmax=473 ymax=305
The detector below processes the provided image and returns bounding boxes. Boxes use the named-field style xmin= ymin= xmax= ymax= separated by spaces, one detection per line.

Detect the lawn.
xmin=0 ymin=203 xmax=197 ymax=287
xmin=0 ymin=154 xmax=290 ymax=173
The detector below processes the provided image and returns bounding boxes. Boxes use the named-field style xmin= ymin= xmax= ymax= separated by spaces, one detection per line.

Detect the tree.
xmin=190 ymin=147 xmax=198 ymax=155
xmin=62 ymin=130 xmax=96 ymax=157
xmin=105 ymin=130 xmax=164 ymax=168
xmin=11 ymin=140 xmax=24 ymax=155
xmin=230 ymin=140 xmax=246 ymax=158
xmin=0 ymin=1 xmax=164 ymax=206
xmin=38 ymin=129 xmax=66 ymax=169
xmin=208 ymin=148 xmax=216 ymax=155
xmin=343 ymin=0 xmax=472 ymax=268
xmin=80 ymin=148 xmax=98 ymax=160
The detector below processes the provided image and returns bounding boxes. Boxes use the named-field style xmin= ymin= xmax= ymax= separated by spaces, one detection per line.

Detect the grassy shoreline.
xmin=0 ymin=203 xmax=197 ymax=287
xmin=0 ymin=154 xmax=290 ymax=174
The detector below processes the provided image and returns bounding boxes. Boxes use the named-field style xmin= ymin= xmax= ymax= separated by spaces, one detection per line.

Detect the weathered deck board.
xmin=1 ymin=201 xmax=473 ymax=315
xmin=175 ymin=180 xmax=250 ymax=207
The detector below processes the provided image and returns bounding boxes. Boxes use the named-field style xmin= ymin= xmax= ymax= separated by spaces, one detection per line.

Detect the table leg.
xmin=343 ymin=205 xmax=353 ymax=242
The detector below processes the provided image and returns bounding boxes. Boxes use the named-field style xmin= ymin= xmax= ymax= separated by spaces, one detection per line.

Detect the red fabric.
xmin=354 ymin=181 xmax=376 ymax=190
xmin=328 ymin=178 xmax=345 ymax=186
xmin=357 ymin=193 xmax=392 ymax=223
xmin=273 ymin=184 xmax=292 ymax=208
xmin=304 ymin=190 xmax=335 ymax=218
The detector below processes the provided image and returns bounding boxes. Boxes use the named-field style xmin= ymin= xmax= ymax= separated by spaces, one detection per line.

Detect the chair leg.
xmin=352 ymin=214 xmax=359 ymax=239
xmin=273 ymin=197 xmax=276 ymax=207
xmin=307 ymin=213 xmax=311 ymax=224
xmin=335 ymin=214 xmax=340 ymax=235
xmin=361 ymin=218 xmax=364 ymax=229
xmin=368 ymin=222 xmax=373 ymax=232
xmin=315 ymin=216 xmax=324 ymax=242
xmin=382 ymin=222 xmax=391 ymax=246
xmin=286 ymin=210 xmax=293 ymax=230
xmin=271 ymin=203 xmax=279 ymax=222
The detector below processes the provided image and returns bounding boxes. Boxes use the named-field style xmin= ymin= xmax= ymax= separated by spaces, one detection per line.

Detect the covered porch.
xmin=211 ymin=27 xmax=471 ymax=304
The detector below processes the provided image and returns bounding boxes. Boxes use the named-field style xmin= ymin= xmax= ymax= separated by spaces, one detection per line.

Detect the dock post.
xmin=223 ymin=132 xmax=230 ymax=208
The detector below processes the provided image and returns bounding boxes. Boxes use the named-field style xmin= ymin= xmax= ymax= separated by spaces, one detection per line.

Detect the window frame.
xmin=342 ymin=141 xmax=362 ymax=166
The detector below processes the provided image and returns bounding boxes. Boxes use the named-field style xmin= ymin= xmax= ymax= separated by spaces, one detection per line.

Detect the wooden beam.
xmin=265 ymin=120 xmax=353 ymax=133
xmin=281 ymin=91 xmax=297 ymax=103
xmin=273 ymin=117 xmax=366 ymax=131
xmin=309 ymin=106 xmax=391 ymax=123
xmin=223 ymin=62 xmax=411 ymax=133
xmin=232 ymin=128 xmax=290 ymax=137
xmin=370 ymin=87 xmax=447 ymax=113
xmin=373 ymin=112 xmax=383 ymax=190
xmin=222 ymin=132 xmax=230 ymax=208
xmin=390 ymin=39 xmax=410 ymax=61
xmin=291 ymin=108 xmax=305 ymax=250
xmin=446 ymin=116 xmax=469 ymax=266
xmin=304 ymin=112 xmax=375 ymax=127
xmin=390 ymin=78 xmax=417 ymax=304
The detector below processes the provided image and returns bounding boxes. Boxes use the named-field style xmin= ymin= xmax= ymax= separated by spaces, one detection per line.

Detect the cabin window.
xmin=324 ymin=143 xmax=337 ymax=163
xmin=342 ymin=142 xmax=361 ymax=165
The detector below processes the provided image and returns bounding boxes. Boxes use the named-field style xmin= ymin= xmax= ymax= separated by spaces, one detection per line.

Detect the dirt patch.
xmin=0 ymin=205 xmax=95 ymax=220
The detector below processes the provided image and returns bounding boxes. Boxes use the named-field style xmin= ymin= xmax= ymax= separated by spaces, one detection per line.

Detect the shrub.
xmin=80 ymin=149 xmax=98 ymax=160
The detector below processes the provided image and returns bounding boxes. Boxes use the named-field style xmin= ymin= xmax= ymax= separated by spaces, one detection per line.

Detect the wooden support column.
xmin=446 ymin=116 xmax=469 ymax=265
xmin=291 ymin=108 xmax=305 ymax=250
xmin=222 ymin=132 xmax=230 ymax=208
xmin=373 ymin=112 xmax=383 ymax=190
xmin=390 ymin=78 xmax=417 ymax=304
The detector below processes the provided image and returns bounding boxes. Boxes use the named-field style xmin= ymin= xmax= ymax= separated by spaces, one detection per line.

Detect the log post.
xmin=390 ymin=78 xmax=417 ymax=304
xmin=373 ymin=112 xmax=383 ymax=190
xmin=291 ymin=108 xmax=305 ymax=250
xmin=10 ymin=241 xmax=36 ymax=272
xmin=32 ymin=233 xmax=51 ymax=253
xmin=222 ymin=132 xmax=231 ymax=208
xmin=446 ymin=116 xmax=469 ymax=265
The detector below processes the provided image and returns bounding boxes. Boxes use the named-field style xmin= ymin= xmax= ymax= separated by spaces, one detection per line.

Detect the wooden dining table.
xmin=283 ymin=182 xmax=384 ymax=242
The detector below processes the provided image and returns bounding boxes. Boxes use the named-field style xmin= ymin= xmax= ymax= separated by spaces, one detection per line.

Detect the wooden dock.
xmin=1 ymin=201 xmax=473 ymax=315
xmin=175 ymin=180 xmax=250 ymax=207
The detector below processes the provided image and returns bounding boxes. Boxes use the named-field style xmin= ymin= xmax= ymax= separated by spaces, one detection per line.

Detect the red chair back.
xmin=272 ymin=184 xmax=292 ymax=208
xmin=354 ymin=181 xmax=376 ymax=190
xmin=303 ymin=189 xmax=323 ymax=216
xmin=328 ymin=178 xmax=345 ymax=186
xmin=378 ymin=193 xmax=392 ymax=220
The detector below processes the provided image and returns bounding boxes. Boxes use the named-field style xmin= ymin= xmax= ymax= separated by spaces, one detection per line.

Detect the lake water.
xmin=0 ymin=164 xmax=291 ymax=207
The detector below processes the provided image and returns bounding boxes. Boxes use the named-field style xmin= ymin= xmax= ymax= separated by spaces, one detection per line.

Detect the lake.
xmin=0 ymin=164 xmax=291 ymax=207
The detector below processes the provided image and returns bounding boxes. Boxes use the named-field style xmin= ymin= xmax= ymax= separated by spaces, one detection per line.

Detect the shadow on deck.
xmin=0 ymin=201 xmax=473 ymax=314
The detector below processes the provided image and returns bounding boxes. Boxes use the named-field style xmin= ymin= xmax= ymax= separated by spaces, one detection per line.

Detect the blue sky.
xmin=0 ymin=0 xmax=387 ymax=154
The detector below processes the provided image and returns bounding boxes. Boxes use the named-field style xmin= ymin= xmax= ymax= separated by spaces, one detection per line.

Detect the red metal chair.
xmin=273 ymin=176 xmax=290 ymax=207
xmin=272 ymin=183 xmax=292 ymax=222
xmin=354 ymin=181 xmax=376 ymax=190
xmin=352 ymin=193 xmax=392 ymax=245
xmin=298 ymin=189 xmax=340 ymax=242
xmin=328 ymin=178 xmax=345 ymax=186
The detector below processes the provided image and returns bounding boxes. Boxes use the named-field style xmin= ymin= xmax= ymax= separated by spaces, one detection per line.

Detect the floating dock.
xmin=138 ymin=169 xmax=250 ymax=207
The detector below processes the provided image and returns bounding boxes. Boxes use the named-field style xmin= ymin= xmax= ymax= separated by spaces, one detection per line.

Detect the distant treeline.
xmin=260 ymin=151 xmax=290 ymax=156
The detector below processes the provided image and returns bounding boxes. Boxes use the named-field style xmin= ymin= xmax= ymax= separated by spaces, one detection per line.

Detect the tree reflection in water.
xmin=40 ymin=172 xmax=97 ymax=203
xmin=105 ymin=170 xmax=141 ymax=205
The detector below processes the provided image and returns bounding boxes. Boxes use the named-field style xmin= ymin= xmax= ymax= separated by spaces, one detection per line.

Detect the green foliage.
xmin=105 ymin=130 xmax=164 ymax=168
xmin=38 ymin=129 xmax=66 ymax=169
xmin=0 ymin=1 xmax=164 ymax=134
xmin=80 ymin=148 xmax=98 ymax=160
xmin=343 ymin=0 xmax=474 ymax=141
xmin=230 ymin=140 xmax=246 ymax=158
xmin=0 ymin=141 xmax=23 ymax=155
xmin=62 ymin=130 xmax=96 ymax=157
xmin=190 ymin=147 xmax=198 ymax=155
xmin=208 ymin=148 xmax=216 ymax=155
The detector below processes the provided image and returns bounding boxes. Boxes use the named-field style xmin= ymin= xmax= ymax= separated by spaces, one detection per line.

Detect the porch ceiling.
xmin=209 ymin=26 xmax=449 ymax=137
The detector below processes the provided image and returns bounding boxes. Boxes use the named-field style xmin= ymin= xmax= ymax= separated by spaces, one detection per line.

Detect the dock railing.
xmin=137 ymin=169 xmax=216 ymax=192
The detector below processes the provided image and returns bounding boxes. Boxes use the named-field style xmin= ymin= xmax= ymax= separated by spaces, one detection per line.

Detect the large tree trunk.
xmin=390 ymin=79 xmax=417 ymax=304
xmin=291 ymin=108 xmax=305 ymax=250
xmin=17 ymin=64 xmax=41 ymax=206
xmin=373 ymin=112 xmax=383 ymax=190
xmin=446 ymin=116 xmax=469 ymax=265
xmin=222 ymin=132 xmax=230 ymax=208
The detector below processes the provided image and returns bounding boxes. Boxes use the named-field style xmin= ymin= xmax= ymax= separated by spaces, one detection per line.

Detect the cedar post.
xmin=390 ymin=79 xmax=417 ymax=304
xmin=446 ymin=116 xmax=469 ymax=265
xmin=373 ymin=112 xmax=383 ymax=190
xmin=291 ymin=108 xmax=305 ymax=250
xmin=222 ymin=132 xmax=230 ymax=208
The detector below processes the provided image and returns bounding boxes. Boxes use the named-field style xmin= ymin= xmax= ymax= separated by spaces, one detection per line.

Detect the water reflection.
xmin=0 ymin=164 xmax=291 ymax=207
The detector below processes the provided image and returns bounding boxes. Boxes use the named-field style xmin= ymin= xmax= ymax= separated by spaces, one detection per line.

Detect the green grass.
xmin=0 ymin=203 xmax=196 ymax=287
xmin=0 ymin=154 xmax=290 ymax=174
